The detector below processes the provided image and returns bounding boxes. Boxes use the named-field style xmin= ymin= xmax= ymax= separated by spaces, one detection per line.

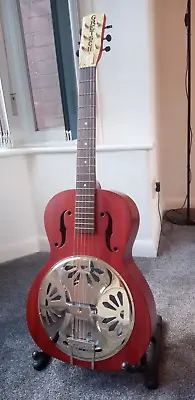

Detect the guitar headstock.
xmin=77 ymin=14 xmax=112 ymax=68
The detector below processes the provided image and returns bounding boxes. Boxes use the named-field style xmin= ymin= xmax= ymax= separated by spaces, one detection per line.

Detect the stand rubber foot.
xmin=32 ymin=350 xmax=52 ymax=371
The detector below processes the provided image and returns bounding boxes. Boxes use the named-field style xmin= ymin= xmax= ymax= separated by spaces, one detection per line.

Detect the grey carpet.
xmin=0 ymin=223 xmax=195 ymax=399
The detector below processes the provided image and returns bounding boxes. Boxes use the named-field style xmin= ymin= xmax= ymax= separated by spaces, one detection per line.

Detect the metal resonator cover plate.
xmin=38 ymin=256 xmax=135 ymax=363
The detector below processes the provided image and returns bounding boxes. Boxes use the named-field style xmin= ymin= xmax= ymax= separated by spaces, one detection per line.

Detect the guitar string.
xmin=85 ymin=66 xmax=89 ymax=343
xmin=87 ymin=65 xmax=93 ymax=342
xmin=72 ymin=65 xmax=78 ymax=342
xmin=74 ymin=65 xmax=96 ymax=343
xmin=82 ymin=65 xmax=87 ymax=341
xmin=82 ymin=65 xmax=88 ymax=341
xmin=91 ymin=65 xmax=95 ymax=346
xmin=88 ymin=65 xmax=91 ymax=342
xmin=84 ymin=67 xmax=93 ymax=337
xmin=74 ymin=65 xmax=82 ymax=342
xmin=80 ymin=66 xmax=85 ymax=342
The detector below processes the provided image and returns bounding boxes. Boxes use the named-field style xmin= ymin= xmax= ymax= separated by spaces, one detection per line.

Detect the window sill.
xmin=0 ymin=140 xmax=155 ymax=158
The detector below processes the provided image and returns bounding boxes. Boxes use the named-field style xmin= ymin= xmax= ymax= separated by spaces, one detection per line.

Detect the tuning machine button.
xmin=105 ymin=25 xmax=113 ymax=29
xmin=103 ymin=46 xmax=111 ymax=52
xmin=76 ymin=50 xmax=79 ymax=58
xmin=104 ymin=34 xmax=112 ymax=42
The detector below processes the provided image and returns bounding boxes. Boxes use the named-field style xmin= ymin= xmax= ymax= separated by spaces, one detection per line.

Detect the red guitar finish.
xmin=27 ymin=189 xmax=156 ymax=370
xmin=26 ymin=12 xmax=157 ymax=372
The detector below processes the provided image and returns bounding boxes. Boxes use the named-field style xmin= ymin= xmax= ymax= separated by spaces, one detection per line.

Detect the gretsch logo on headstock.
xmin=88 ymin=15 xmax=96 ymax=52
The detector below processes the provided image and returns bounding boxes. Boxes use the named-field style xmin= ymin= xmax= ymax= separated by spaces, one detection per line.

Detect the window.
xmin=19 ymin=0 xmax=64 ymax=131
xmin=0 ymin=0 xmax=79 ymax=146
xmin=0 ymin=78 xmax=12 ymax=148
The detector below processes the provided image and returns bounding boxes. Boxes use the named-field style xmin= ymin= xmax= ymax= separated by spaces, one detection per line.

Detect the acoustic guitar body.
xmin=27 ymin=188 xmax=156 ymax=370
xmin=26 ymin=12 xmax=158 ymax=375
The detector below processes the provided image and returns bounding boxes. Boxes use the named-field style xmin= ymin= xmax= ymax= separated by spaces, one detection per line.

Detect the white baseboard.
xmin=0 ymin=237 xmax=39 ymax=264
xmin=38 ymin=237 xmax=158 ymax=258
xmin=132 ymin=239 xmax=158 ymax=258
xmin=39 ymin=236 xmax=50 ymax=252
xmin=0 ymin=235 xmax=158 ymax=265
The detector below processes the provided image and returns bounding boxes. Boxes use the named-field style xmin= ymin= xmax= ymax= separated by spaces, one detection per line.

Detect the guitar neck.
xmin=75 ymin=66 xmax=97 ymax=234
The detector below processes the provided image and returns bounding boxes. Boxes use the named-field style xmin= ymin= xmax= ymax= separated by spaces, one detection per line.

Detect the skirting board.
xmin=0 ymin=237 xmax=39 ymax=264
xmin=38 ymin=237 xmax=158 ymax=258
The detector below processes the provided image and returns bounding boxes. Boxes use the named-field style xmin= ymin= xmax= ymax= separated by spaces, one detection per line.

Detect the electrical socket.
xmin=155 ymin=181 xmax=160 ymax=193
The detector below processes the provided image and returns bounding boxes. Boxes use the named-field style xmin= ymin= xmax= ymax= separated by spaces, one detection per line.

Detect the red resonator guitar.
xmin=26 ymin=13 xmax=162 ymax=389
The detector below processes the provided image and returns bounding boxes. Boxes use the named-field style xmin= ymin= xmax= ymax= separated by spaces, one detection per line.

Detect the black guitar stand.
xmin=122 ymin=315 xmax=163 ymax=389
xmin=32 ymin=330 xmax=59 ymax=371
xmin=32 ymin=350 xmax=52 ymax=371
xmin=31 ymin=315 xmax=163 ymax=390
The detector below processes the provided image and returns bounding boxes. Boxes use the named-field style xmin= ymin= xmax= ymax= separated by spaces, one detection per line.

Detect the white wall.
xmin=30 ymin=148 xmax=159 ymax=258
xmin=77 ymin=0 xmax=156 ymax=146
xmin=153 ymin=0 xmax=195 ymax=209
xmin=0 ymin=156 xmax=38 ymax=263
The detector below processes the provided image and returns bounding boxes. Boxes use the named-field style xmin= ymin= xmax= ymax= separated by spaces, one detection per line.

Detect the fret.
xmin=78 ymin=165 xmax=95 ymax=168
xmin=75 ymin=229 xmax=94 ymax=232
xmin=75 ymin=219 xmax=94 ymax=222
xmin=78 ymin=117 xmax=95 ymax=120
xmin=75 ymin=227 xmax=94 ymax=230
xmin=79 ymin=93 xmax=95 ymax=96
xmin=77 ymin=139 xmax=95 ymax=141
xmin=75 ymin=225 xmax=94 ymax=228
xmin=76 ymin=192 xmax=94 ymax=198
xmin=77 ymin=149 xmax=95 ymax=152
xmin=76 ymin=200 xmax=94 ymax=203
xmin=75 ymin=212 xmax=94 ymax=214
xmin=78 ymin=105 xmax=95 ymax=109
xmin=76 ymin=191 xmax=94 ymax=194
xmin=75 ymin=207 xmax=94 ymax=209
xmin=77 ymin=128 xmax=94 ymax=133
xmin=79 ymin=80 xmax=94 ymax=83
xmin=77 ymin=155 xmax=95 ymax=158
xmin=76 ymin=194 xmax=94 ymax=203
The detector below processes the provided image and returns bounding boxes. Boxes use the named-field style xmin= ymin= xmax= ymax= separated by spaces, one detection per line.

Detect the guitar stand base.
xmin=32 ymin=350 xmax=52 ymax=371
xmin=122 ymin=314 xmax=163 ymax=389
xmin=31 ymin=315 xmax=163 ymax=389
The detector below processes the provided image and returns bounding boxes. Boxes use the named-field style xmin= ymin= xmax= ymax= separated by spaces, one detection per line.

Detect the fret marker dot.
xmin=84 ymin=160 xmax=87 ymax=164
xmin=85 ymin=142 xmax=87 ymax=146
xmin=84 ymin=184 xmax=86 ymax=187
xmin=85 ymin=122 xmax=88 ymax=126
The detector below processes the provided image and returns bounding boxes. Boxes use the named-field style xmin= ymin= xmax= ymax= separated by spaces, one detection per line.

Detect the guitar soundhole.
xmin=101 ymin=212 xmax=105 ymax=217
xmin=67 ymin=211 xmax=72 ymax=216
xmin=114 ymin=247 xmax=118 ymax=252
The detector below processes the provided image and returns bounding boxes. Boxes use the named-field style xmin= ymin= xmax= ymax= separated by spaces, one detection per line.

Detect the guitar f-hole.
xmin=101 ymin=211 xmax=118 ymax=252
xmin=55 ymin=210 xmax=71 ymax=248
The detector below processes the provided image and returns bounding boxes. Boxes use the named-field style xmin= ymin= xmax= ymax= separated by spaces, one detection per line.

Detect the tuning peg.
xmin=76 ymin=50 xmax=79 ymax=57
xmin=78 ymin=41 xmax=80 ymax=45
xmin=103 ymin=46 xmax=111 ymax=52
xmin=105 ymin=25 xmax=112 ymax=29
xmin=104 ymin=34 xmax=112 ymax=42
xmin=79 ymin=28 xmax=82 ymax=36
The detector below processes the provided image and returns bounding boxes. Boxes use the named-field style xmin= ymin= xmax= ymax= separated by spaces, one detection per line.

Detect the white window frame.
xmin=0 ymin=0 xmax=80 ymax=148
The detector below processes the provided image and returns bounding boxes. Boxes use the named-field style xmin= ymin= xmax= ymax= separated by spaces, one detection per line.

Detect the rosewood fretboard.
xmin=75 ymin=66 xmax=96 ymax=234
